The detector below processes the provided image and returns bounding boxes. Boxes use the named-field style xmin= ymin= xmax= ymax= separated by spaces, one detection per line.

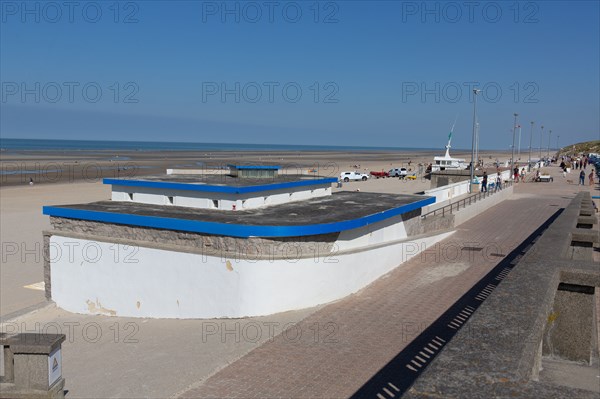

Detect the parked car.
xmin=370 ymin=170 xmax=389 ymax=179
xmin=340 ymin=171 xmax=369 ymax=182
xmin=389 ymin=168 xmax=408 ymax=178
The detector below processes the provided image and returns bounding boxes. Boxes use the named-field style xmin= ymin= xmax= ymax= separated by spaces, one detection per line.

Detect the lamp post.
xmin=547 ymin=129 xmax=552 ymax=159
xmin=470 ymin=89 xmax=481 ymax=192
xmin=540 ymin=125 xmax=544 ymax=160
xmin=528 ymin=121 xmax=534 ymax=171
xmin=557 ymin=135 xmax=560 ymax=154
xmin=475 ymin=122 xmax=480 ymax=166
xmin=511 ymin=113 xmax=518 ymax=179
xmin=518 ymin=124 xmax=521 ymax=160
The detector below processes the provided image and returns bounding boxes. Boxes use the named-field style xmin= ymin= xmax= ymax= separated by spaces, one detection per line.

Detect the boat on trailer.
xmin=431 ymin=127 xmax=468 ymax=172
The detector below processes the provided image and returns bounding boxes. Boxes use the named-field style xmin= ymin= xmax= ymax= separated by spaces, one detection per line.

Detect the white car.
xmin=389 ymin=168 xmax=408 ymax=177
xmin=340 ymin=171 xmax=369 ymax=182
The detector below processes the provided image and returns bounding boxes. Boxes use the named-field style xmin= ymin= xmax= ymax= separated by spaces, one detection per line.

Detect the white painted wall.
xmin=110 ymin=184 xmax=332 ymax=210
xmin=111 ymin=191 xmax=131 ymax=201
xmin=166 ymin=169 xmax=228 ymax=175
xmin=133 ymin=192 xmax=169 ymax=206
xmin=49 ymin=230 xmax=453 ymax=319
xmin=175 ymin=196 xmax=212 ymax=209
xmin=335 ymin=214 xmax=408 ymax=251
xmin=453 ymin=184 xmax=514 ymax=226
xmin=423 ymin=170 xmax=511 ymax=209
xmin=424 ymin=180 xmax=470 ymax=204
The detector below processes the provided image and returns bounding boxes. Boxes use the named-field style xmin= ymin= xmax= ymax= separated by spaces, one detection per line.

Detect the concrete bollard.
xmin=0 ymin=333 xmax=66 ymax=399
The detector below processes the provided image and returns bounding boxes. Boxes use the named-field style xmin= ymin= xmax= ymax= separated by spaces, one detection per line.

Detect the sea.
xmin=0 ymin=138 xmax=437 ymax=153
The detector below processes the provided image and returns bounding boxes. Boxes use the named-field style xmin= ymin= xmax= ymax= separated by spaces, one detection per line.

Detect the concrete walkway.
xmin=178 ymin=167 xmax=598 ymax=398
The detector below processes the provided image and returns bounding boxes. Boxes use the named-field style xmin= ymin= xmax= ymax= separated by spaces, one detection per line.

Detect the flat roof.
xmin=43 ymin=192 xmax=435 ymax=238
xmin=104 ymin=174 xmax=336 ymax=194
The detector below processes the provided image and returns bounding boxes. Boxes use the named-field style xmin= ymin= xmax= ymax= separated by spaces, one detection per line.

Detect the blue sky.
xmin=1 ymin=0 xmax=599 ymax=150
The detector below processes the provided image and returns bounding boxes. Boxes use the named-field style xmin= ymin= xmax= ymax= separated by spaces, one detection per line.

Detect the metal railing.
xmin=422 ymin=180 xmax=514 ymax=219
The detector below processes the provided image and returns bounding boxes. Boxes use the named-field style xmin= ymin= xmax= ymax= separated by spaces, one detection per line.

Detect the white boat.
xmin=431 ymin=128 xmax=468 ymax=172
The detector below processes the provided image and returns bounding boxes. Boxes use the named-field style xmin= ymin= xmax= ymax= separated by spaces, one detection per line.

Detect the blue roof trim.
xmin=42 ymin=196 xmax=434 ymax=238
xmin=103 ymin=177 xmax=337 ymax=194
xmin=227 ymin=164 xmax=280 ymax=170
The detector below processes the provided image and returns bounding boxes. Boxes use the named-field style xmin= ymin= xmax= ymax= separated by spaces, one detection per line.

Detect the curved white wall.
xmin=49 ymin=230 xmax=453 ymax=319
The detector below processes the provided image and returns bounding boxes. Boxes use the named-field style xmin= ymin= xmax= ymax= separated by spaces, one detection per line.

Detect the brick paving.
xmin=179 ymin=166 xmax=598 ymax=399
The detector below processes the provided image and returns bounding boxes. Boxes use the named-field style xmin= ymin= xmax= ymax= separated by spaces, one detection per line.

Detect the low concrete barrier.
xmin=452 ymin=183 xmax=514 ymax=226
xmin=424 ymin=170 xmax=511 ymax=209
xmin=0 ymin=333 xmax=66 ymax=398
xmin=421 ymin=182 xmax=514 ymax=226
xmin=405 ymin=192 xmax=600 ymax=398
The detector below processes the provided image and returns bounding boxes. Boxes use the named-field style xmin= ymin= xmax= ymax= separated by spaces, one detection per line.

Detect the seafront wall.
xmin=423 ymin=170 xmax=511 ymax=207
xmin=45 ymin=231 xmax=453 ymax=318
xmin=43 ymin=204 xmax=456 ymax=318
xmin=452 ymin=183 xmax=514 ymax=226
xmin=421 ymin=170 xmax=514 ymax=226
xmin=405 ymin=192 xmax=600 ymax=398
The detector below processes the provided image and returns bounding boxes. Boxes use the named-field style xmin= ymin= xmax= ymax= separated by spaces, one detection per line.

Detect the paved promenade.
xmin=179 ymin=167 xmax=599 ymax=398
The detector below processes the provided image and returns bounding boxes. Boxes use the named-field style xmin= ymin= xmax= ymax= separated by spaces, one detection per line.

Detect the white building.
xmin=42 ymin=166 xmax=451 ymax=318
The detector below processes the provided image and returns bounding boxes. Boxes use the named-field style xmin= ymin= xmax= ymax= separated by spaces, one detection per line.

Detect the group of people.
xmin=512 ymin=166 xmax=527 ymax=182
xmin=578 ymin=169 xmax=595 ymax=186
xmin=558 ymin=155 xmax=591 ymax=171
xmin=479 ymin=154 xmax=597 ymax=190
xmin=569 ymin=155 xmax=590 ymax=170
xmin=479 ymin=171 xmax=502 ymax=192
xmin=560 ymin=159 xmax=595 ymax=186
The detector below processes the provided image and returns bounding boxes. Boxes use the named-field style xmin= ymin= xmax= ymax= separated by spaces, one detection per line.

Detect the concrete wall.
xmin=453 ymin=184 xmax=514 ymax=226
xmin=45 ymin=192 xmax=458 ymax=318
xmin=48 ymin=204 xmax=438 ymax=258
xmin=404 ymin=192 xmax=600 ymax=399
xmin=335 ymin=214 xmax=408 ymax=251
xmin=423 ymin=170 xmax=511 ymax=213
xmin=111 ymin=184 xmax=332 ymax=210
xmin=48 ymin=217 xmax=339 ymax=259
xmin=166 ymin=169 xmax=227 ymax=175
xmin=429 ymin=169 xmax=511 ymax=189
xmin=48 ymin=230 xmax=453 ymax=318
xmin=542 ymin=287 xmax=595 ymax=363
xmin=423 ymin=180 xmax=470 ymax=206
xmin=429 ymin=170 xmax=471 ymax=188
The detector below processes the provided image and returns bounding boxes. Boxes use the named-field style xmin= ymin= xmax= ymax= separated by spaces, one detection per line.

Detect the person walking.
xmin=590 ymin=171 xmax=595 ymax=186
xmin=579 ymin=170 xmax=586 ymax=185
xmin=482 ymin=172 xmax=488 ymax=192
xmin=513 ymin=166 xmax=519 ymax=182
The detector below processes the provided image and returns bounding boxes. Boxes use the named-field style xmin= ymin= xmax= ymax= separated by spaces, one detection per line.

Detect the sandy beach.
xmin=1 ymin=148 xmax=514 ymax=187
